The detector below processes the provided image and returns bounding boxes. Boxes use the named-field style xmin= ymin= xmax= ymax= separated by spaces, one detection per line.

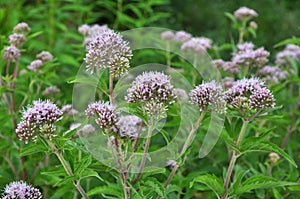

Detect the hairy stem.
xmin=133 ymin=119 xmax=153 ymax=184
xmin=47 ymin=140 xmax=89 ymax=199
xmin=222 ymin=119 xmax=249 ymax=199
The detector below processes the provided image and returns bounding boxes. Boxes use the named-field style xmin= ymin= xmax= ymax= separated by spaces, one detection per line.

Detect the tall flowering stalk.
xmin=125 ymin=71 xmax=176 ymax=185
xmin=16 ymin=100 xmax=89 ymax=199
xmin=221 ymin=77 xmax=275 ymax=199
xmin=157 ymin=80 xmax=226 ymax=199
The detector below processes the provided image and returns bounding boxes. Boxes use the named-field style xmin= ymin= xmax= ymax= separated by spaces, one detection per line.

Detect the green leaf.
xmin=274 ymin=37 xmax=300 ymax=48
xmin=79 ymin=168 xmax=104 ymax=182
xmin=240 ymin=141 xmax=297 ymax=168
xmin=143 ymin=177 xmax=166 ymax=198
xmin=235 ymin=175 xmax=298 ymax=194
xmin=224 ymin=12 xmax=237 ymax=24
xmin=87 ymin=186 xmax=122 ymax=197
xmin=20 ymin=143 xmax=48 ymax=156
xmin=272 ymin=188 xmax=284 ymax=199
xmin=74 ymin=155 xmax=92 ymax=175
xmin=192 ymin=174 xmax=224 ymax=198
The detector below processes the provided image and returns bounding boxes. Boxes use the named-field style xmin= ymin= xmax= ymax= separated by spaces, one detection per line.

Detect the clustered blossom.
xmin=27 ymin=60 xmax=43 ymax=71
xmin=85 ymin=101 xmax=119 ymax=132
xmin=275 ymin=44 xmax=300 ymax=66
xmin=27 ymin=51 xmax=53 ymax=71
xmin=225 ymin=77 xmax=275 ymax=112
xmin=84 ymin=29 xmax=132 ymax=77
xmin=1 ymin=181 xmax=42 ymax=199
xmin=173 ymin=88 xmax=189 ymax=102
xmin=116 ymin=115 xmax=143 ymax=139
xmin=78 ymin=24 xmax=109 ymax=46
xmin=2 ymin=46 xmax=21 ymax=62
xmin=181 ymin=37 xmax=212 ymax=54
xmin=61 ymin=104 xmax=79 ymax=117
xmin=13 ymin=22 xmax=31 ymax=33
xmin=189 ymin=80 xmax=226 ymax=113
xmin=234 ymin=6 xmax=258 ymax=21
xmin=36 ymin=51 xmax=53 ymax=63
xmin=173 ymin=30 xmax=192 ymax=43
xmin=69 ymin=123 xmax=96 ymax=137
xmin=16 ymin=99 xmax=63 ymax=143
xmin=161 ymin=30 xmax=175 ymax=41
xmin=9 ymin=33 xmax=26 ymax=47
xmin=249 ymin=21 xmax=258 ymax=29
xmin=232 ymin=42 xmax=270 ymax=68
xmin=258 ymin=65 xmax=288 ymax=84
xmin=42 ymin=86 xmax=61 ymax=96
xmin=213 ymin=59 xmax=239 ymax=74
xmin=222 ymin=77 xmax=235 ymax=89
xmin=125 ymin=71 xmax=176 ymax=116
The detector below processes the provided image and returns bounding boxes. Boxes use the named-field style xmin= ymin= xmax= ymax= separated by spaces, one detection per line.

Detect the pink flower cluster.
xmin=2 ymin=181 xmax=42 ymax=199
xmin=116 ymin=115 xmax=143 ymax=139
xmin=189 ymin=80 xmax=226 ymax=113
xmin=258 ymin=65 xmax=288 ymax=84
xmin=16 ymin=99 xmax=63 ymax=143
xmin=84 ymin=29 xmax=132 ymax=77
xmin=275 ymin=44 xmax=300 ymax=65
xmin=234 ymin=6 xmax=258 ymax=21
xmin=181 ymin=37 xmax=212 ymax=54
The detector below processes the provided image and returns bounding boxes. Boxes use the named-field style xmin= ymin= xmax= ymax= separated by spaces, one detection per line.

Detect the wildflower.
xmin=232 ymin=42 xmax=269 ymax=68
xmin=36 ymin=51 xmax=53 ymax=63
xmin=166 ymin=160 xmax=177 ymax=168
xmin=258 ymin=65 xmax=288 ymax=84
xmin=69 ymin=123 xmax=96 ymax=137
xmin=234 ymin=7 xmax=258 ymax=21
xmin=16 ymin=99 xmax=63 ymax=143
xmin=212 ymin=59 xmax=239 ymax=74
xmin=189 ymin=80 xmax=226 ymax=114
xmin=161 ymin=30 xmax=175 ymax=41
xmin=2 ymin=181 xmax=42 ymax=199
xmin=42 ymin=86 xmax=61 ymax=96
xmin=174 ymin=88 xmax=189 ymax=102
xmin=85 ymin=101 xmax=119 ymax=132
xmin=269 ymin=152 xmax=280 ymax=163
xmin=173 ymin=30 xmax=192 ymax=43
xmin=181 ymin=37 xmax=212 ymax=54
xmin=78 ymin=24 xmax=91 ymax=37
xmin=13 ymin=22 xmax=31 ymax=33
xmin=61 ymin=104 xmax=79 ymax=117
xmin=116 ymin=115 xmax=143 ymax=139
xmin=275 ymin=44 xmax=300 ymax=65
xmin=125 ymin=71 xmax=176 ymax=116
xmin=78 ymin=24 xmax=109 ymax=46
xmin=249 ymin=21 xmax=258 ymax=29
xmin=27 ymin=60 xmax=43 ymax=71
xmin=84 ymin=29 xmax=132 ymax=77
xmin=225 ymin=77 xmax=275 ymax=112
xmin=9 ymin=33 xmax=26 ymax=47
xmin=2 ymin=46 xmax=21 ymax=62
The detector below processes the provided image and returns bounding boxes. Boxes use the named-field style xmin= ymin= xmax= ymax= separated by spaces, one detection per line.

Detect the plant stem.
xmin=3 ymin=152 xmax=20 ymax=180
xmin=109 ymin=70 xmax=114 ymax=104
xmin=157 ymin=111 xmax=206 ymax=199
xmin=166 ymin=41 xmax=171 ymax=67
xmin=222 ymin=119 xmax=249 ymax=199
xmin=133 ymin=119 xmax=153 ymax=184
xmin=46 ymin=140 xmax=89 ymax=199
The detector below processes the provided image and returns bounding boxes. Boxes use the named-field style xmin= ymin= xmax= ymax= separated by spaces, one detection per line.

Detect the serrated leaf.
xmin=143 ymin=177 xmax=166 ymax=198
xmin=240 ymin=141 xmax=297 ymax=168
xmin=192 ymin=174 xmax=224 ymax=198
xmin=235 ymin=175 xmax=298 ymax=194
xmin=20 ymin=143 xmax=48 ymax=156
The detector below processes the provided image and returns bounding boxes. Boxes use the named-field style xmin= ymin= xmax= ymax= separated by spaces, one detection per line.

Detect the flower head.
xmin=27 ymin=60 xmax=43 ymax=71
xmin=212 ymin=59 xmax=239 ymax=74
xmin=16 ymin=99 xmax=63 ymax=143
xmin=275 ymin=44 xmax=300 ymax=66
xmin=62 ymin=104 xmax=79 ymax=117
xmin=2 ymin=181 xmax=42 ymax=199
xmin=13 ymin=22 xmax=31 ymax=33
xmin=2 ymin=46 xmax=21 ymax=62
xmin=181 ymin=37 xmax=212 ymax=54
xmin=126 ymin=71 xmax=176 ymax=117
xmin=189 ymin=80 xmax=226 ymax=113
xmin=232 ymin=42 xmax=269 ymax=68
xmin=42 ymin=86 xmax=61 ymax=96
xmin=173 ymin=30 xmax=192 ymax=43
xmin=234 ymin=7 xmax=258 ymax=21
xmin=258 ymin=65 xmax=288 ymax=84
xmin=9 ymin=33 xmax=26 ymax=47
xmin=36 ymin=51 xmax=53 ymax=63
xmin=85 ymin=101 xmax=119 ymax=132
xmin=78 ymin=24 xmax=109 ymax=46
xmin=84 ymin=29 xmax=132 ymax=77
xmin=161 ymin=30 xmax=175 ymax=41
xmin=69 ymin=123 xmax=96 ymax=137
xmin=225 ymin=77 xmax=275 ymax=112
xmin=116 ymin=115 xmax=143 ymax=139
